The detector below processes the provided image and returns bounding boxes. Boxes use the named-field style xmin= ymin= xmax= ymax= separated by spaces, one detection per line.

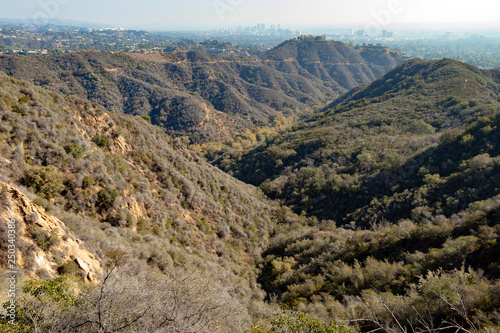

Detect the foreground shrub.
xmin=1 ymin=258 xmax=251 ymax=333
xmin=24 ymin=166 xmax=65 ymax=199
xmin=249 ymin=311 xmax=357 ymax=333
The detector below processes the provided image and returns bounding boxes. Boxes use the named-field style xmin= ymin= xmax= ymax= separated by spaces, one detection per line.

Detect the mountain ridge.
xmin=0 ymin=39 xmax=404 ymax=141
xmin=1 ymin=54 xmax=500 ymax=331
xmin=222 ymin=58 xmax=500 ymax=224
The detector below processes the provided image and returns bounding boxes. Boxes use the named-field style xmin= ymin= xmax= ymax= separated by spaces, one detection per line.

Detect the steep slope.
xmin=250 ymin=62 xmax=500 ymax=331
xmin=263 ymin=38 xmax=402 ymax=86
xmin=0 ymin=181 xmax=103 ymax=281
xmin=346 ymin=114 xmax=500 ymax=225
xmin=255 ymin=114 xmax=500 ymax=330
xmin=223 ymin=59 xmax=500 ymax=225
xmin=2 ymin=56 xmax=500 ymax=332
xmin=0 ymin=40 xmax=403 ymax=141
xmin=328 ymin=57 xmax=500 ymax=108
xmin=0 ymin=71 xmax=282 ymax=326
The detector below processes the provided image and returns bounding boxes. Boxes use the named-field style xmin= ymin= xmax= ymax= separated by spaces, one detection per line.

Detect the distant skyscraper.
xmin=356 ymin=30 xmax=364 ymax=37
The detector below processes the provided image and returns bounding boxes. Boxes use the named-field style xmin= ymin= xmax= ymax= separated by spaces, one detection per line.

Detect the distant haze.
xmin=0 ymin=0 xmax=499 ymax=31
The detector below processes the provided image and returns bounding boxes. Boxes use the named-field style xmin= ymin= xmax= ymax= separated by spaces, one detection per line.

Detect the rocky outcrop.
xmin=0 ymin=181 xmax=102 ymax=282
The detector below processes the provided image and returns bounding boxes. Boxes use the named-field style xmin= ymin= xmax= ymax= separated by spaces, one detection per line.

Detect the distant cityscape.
xmin=215 ymin=23 xmax=398 ymax=39
xmin=217 ymin=23 xmax=298 ymax=37
xmin=1 ymin=22 xmax=500 ymax=68
xmin=213 ymin=23 xmax=500 ymax=42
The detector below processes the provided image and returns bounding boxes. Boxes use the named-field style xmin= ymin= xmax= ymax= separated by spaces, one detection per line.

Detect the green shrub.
xmin=32 ymin=198 xmax=53 ymax=212
xmin=141 ymin=114 xmax=151 ymax=123
xmin=82 ymin=174 xmax=95 ymax=188
xmin=409 ymin=119 xmax=435 ymax=134
xmin=65 ymin=142 xmax=85 ymax=158
xmin=23 ymin=276 xmax=76 ymax=304
xmin=18 ymin=96 xmax=30 ymax=104
xmin=92 ymin=135 xmax=109 ymax=147
xmin=97 ymin=188 xmax=119 ymax=209
xmin=249 ymin=311 xmax=357 ymax=333
xmin=28 ymin=225 xmax=60 ymax=251
xmin=107 ymin=154 xmax=128 ymax=173
xmin=11 ymin=104 xmax=28 ymax=116
xmin=2 ymin=96 xmax=12 ymax=106
xmin=24 ymin=166 xmax=65 ymax=199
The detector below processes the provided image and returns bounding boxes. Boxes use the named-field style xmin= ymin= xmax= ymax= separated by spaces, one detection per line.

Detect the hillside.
xmin=2 ymin=54 xmax=500 ymax=332
xmin=0 ymin=39 xmax=403 ymax=142
xmin=222 ymin=59 xmax=500 ymax=225
xmin=0 ymin=71 xmax=286 ymax=331
xmin=0 ymin=181 xmax=103 ymax=282
xmin=263 ymin=38 xmax=402 ymax=81
xmin=257 ymin=115 xmax=500 ymax=331
xmin=233 ymin=58 xmax=500 ymax=331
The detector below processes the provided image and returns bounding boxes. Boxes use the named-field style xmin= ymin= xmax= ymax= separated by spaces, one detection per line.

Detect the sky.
xmin=1 ymin=0 xmax=499 ymax=31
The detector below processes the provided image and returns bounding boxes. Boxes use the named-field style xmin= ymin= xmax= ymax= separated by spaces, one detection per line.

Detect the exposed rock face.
xmin=0 ymin=181 xmax=102 ymax=282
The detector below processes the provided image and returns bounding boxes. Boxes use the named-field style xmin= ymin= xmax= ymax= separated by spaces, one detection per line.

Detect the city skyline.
xmin=0 ymin=0 xmax=499 ymax=31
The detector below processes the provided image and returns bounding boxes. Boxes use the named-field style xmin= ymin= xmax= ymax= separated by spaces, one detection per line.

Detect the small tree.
xmin=249 ymin=311 xmax=358 ymax=333
xmin=24 ymin=166 xmax=65 ymax=199
xmin=65 ymin=142 xmax=85 ymax=159
xmin=97 ymin=188 xmax=119 ymax=209
xmin=92 ymin=135 xmax=109 ymax=148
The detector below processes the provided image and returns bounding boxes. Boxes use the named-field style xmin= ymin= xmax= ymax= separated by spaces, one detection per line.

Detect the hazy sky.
xmin=1 ymin=0 xmax=499 ymax=30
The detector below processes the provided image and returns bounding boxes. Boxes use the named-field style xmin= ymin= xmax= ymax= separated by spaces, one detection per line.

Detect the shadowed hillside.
xmin=222 ymin=59 xmax=500 ymax=224
xmin=0 ymin=71 xmax=288 ymax=331
xmin=3 ymin=45 xmax=500 ymax=331
xmin=245 ymin=59 xmax=500 ymax=332
xmin=255 ymin=115 xmax=500 ymax=330
xmin=0 ymin=39 xmax=403 ymax=142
